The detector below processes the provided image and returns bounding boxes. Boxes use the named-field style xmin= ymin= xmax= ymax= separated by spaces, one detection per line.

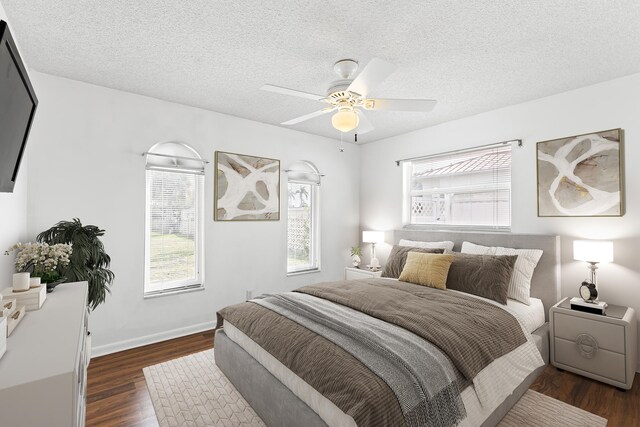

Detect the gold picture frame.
xmin=536 ymin=128 xmax=624 ymax=217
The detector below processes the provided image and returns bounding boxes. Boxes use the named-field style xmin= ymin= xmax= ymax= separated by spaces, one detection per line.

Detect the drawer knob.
xmin=575 ymin=333 xmax=599 ymax=359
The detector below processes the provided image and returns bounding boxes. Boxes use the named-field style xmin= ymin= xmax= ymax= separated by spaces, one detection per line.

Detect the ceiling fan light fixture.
xmin=262 ymin=57 xmax=438 ymax=136
xmin=331 ymin=109 xmax=359 ymax=133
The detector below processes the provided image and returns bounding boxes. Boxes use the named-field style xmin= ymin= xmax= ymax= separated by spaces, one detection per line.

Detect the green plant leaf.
xmin=37 ymin=218 xmax=114 ymax=311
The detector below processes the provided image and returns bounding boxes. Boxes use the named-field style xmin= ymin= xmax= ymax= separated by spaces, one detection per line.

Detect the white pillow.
xmin=460 ymin=241 xmax=496 ymax=255
xmin=399 ymin=239 xmax=455 ymax=251
xmin=461 ymin=241 xmax=543 ymax=305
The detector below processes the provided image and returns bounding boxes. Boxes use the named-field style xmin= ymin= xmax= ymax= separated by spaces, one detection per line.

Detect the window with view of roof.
xmin=402 ymin=142 xmax=512 ymax=229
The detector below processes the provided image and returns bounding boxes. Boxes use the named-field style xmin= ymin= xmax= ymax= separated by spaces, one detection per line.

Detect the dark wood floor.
xmin=87 ymin=330 xmax=639 ymax=426
xmin=86 ymin=330 xmax=215 ymax=427
xmin=530 ymin=365 xmax=640 ymax=427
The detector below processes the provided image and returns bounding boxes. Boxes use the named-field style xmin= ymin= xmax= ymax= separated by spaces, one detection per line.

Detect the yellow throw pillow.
xmin=398 ymin=252 xmax=454 ymax=290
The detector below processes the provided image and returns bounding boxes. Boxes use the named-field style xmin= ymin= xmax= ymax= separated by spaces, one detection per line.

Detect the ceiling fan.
xmin=261 ymin=58 xmax=437 ymax=135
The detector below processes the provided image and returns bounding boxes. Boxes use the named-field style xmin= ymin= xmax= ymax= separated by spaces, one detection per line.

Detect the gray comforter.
xmin=254 ymin=292 xmax=466 ymax=427
xmin=217 ymin=278 xmax=528 ymax=427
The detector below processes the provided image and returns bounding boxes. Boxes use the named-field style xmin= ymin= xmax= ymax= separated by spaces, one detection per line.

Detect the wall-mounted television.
xmin=0 ymin=20 xmax=38 ymax=193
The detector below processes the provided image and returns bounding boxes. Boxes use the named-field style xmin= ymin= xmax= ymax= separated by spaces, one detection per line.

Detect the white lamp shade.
xmin=573 ymin=240 xmax=613 ymax=263
xmin=331 ymin=110 xmax=359 ymax=133
xmin=362 ymin=231 xmax=384 ymax=244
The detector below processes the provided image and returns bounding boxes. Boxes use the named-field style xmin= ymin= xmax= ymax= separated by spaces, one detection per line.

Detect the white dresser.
xmin=0 ymin=282 xmax=89 ymax=426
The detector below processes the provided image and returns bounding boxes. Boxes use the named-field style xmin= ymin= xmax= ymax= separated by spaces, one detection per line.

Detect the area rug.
xmin=498 ymin=389 xmax=607 ymax=427
xmin=143 ymin=349 xmax=607 ymax=427
xmin=143 ymin=350 xmax=265 ymax=426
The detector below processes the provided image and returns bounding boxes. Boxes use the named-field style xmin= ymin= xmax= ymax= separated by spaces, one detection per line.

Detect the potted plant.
xmin=350 ymin=246 xmax=362 ymax=268
xmin=5 ymin=242 xmax=72 ymax=290
xmin=37 ymin=218 xmax=115 ymax=311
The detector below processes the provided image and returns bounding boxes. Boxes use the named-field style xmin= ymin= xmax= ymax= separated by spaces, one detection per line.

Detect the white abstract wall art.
xmin=536 ymin=129 xmax=623 ymax=217
xmin=214 ymin=151 xmax=280 ymax=221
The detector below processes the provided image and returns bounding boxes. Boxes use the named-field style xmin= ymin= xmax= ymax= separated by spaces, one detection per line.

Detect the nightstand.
xmin=550 ymin=297 xmax=637 ymax=390
xmin=344 ymin=267 xmax=382 ymax=280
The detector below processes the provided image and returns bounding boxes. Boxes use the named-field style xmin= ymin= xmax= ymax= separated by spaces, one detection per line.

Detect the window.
xmin=403 ymin=142 xmax=512 ymax=229
xmin=287 ymin=161 xmax=321 ymax=274
xmin=144 ymin=142 xmax=205 ymax=296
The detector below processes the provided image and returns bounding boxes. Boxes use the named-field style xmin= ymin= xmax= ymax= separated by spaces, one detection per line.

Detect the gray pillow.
xmin=381 ymin=245 xmax=444 ymax=279
xmin=445 ymin=253 xmax=517 ymax=305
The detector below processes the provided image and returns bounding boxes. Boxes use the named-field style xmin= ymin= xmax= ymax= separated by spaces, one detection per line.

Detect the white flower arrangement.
xmin=5 ymin=242 xmax=73 ymax=278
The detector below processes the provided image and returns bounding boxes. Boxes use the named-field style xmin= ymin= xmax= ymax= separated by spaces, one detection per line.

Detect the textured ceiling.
xmin=3 ymin=1 xmax=640 ymax=143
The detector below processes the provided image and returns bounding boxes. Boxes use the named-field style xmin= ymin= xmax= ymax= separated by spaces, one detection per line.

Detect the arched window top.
xmin=286 ymin=160 xmax=323 ymax=185
xmin=145 ymin=142 xmax=207 ymax=174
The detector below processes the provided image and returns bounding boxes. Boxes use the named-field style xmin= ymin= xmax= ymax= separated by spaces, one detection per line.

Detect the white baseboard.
xmin=91 ymin=320 xmax=216 ymax=358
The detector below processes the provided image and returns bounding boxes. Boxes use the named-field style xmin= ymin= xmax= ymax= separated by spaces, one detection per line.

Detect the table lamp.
xmin=362 ymin=231 xmax=384 ymax=271
xmin=573 ymin=240 xmax=613 ymax=289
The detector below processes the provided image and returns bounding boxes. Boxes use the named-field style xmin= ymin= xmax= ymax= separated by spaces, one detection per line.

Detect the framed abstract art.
xmin=214 ymin=151 xmax=280 ymax=221
xmin=536 ymin=128 xmax=623 ymax=217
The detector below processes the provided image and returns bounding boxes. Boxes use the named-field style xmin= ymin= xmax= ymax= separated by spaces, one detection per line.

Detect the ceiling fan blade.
xmin=365 ymin=98 xmax=437 ymax=112
xmin=356 ymin=110 xmax=374 ymax=134
xmin=281 ymin=109 xmax=332 ymax=125
xmin=346 ymin=58 xmax=397 ymax=97
xmin=261 ymin=84 xmax=325 ymax=102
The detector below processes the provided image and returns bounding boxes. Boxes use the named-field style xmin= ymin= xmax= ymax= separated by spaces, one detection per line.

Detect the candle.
xmin=29 ymin=277 xmax=41 ymax=288
xmin=13 ymin=272 xmax=30 ymax=292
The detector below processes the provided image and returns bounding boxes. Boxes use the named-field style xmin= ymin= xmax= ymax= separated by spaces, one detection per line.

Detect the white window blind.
xmin=286 ymin=161 xmax=321 ymax=275
xmin=144 ymin=142 xmax=204 ymax=296
xmin=403 ymin=142 xmax=512 ymax=229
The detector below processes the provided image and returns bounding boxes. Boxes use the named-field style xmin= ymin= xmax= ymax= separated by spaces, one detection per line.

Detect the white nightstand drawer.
xmin=344 ymin=267 xmax=382 ymax=280
xmin=554 ymin=337 xmax=626 ymax=383
xmin=553 ymin=312 xmax=625 ymax=354
xmin=346 ymin=269 xmax=376 ymax=280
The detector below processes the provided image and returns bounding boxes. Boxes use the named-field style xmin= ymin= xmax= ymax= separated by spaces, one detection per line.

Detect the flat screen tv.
xmin=0 ymin=20 xmax=38 ymax=193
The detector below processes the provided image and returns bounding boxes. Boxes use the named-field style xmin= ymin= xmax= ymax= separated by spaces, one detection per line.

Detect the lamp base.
xmin=368 ymin=256 xmax=380 ymax=272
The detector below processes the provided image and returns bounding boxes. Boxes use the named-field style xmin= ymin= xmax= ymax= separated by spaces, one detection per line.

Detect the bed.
xmin=215 ymin=230 xmax=560 ymax=427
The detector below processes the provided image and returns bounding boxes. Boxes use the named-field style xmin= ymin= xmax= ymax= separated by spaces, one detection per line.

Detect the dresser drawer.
xmin=553 ymin=312 xmax=625 ymax=353
xmin=554 ymin=337 xmax=626 ymax=383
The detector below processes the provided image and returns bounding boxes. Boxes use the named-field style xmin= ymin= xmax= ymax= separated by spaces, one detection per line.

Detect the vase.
xmin=13 ymin=272 xmax=30 ymax=292
xmin=351 ymin=254 xmax=361 ymax=268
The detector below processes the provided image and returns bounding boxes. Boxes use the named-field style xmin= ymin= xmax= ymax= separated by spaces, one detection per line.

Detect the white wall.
xmin=25 ymin=72 xmax=360 ymax=354
xmin=360 ymin=72 xmax=640 ymax=370
xmin=0 ymin=2 xmax=29 ymax=290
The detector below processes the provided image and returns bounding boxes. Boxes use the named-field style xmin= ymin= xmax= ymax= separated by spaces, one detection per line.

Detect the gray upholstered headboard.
xmin=392 ymin=229 xmax=560 ymax=321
